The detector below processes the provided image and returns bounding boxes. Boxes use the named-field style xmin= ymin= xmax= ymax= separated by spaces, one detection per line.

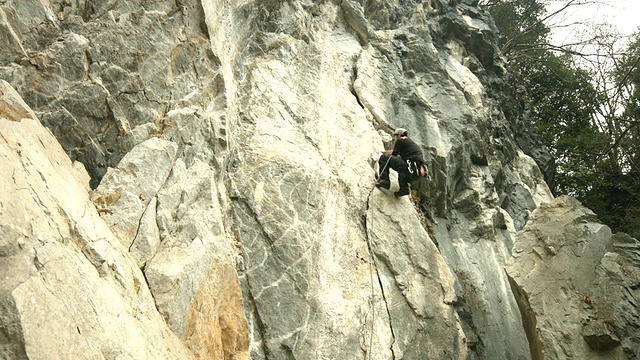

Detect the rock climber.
xmin=376 ymin=128 xmax=426 ymax=197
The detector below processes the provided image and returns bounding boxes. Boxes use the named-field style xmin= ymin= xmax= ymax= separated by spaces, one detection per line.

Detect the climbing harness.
xmin=407 ymin=159 xmax=427 ymax=177
xmin=377 ymin=155 xmax=427 ymax=189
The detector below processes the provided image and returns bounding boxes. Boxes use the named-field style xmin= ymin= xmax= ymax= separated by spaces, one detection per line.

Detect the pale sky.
xmin=547 ymin=0 xmax=640 ymax=45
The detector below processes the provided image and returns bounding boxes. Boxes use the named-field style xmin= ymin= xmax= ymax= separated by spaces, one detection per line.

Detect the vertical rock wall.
xmin=200 ymin=0 xmax=536 ymax=358
xmin=0 ymin=1 xmax=250 ymax=359
xmin=0 ymin=80 xmax=196 ymax=359
xmin=2 ymin=1 xmax=639 ymax=360
xmin=507 ymin=196 xmax=640 ymax=360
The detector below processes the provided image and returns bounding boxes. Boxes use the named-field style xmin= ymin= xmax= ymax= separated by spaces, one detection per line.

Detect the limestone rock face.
xmin=1 ymin=0 xmax=639 ymax=360
xmin=0 ymin=0 xmax=221 ymax=188
xmin=0 ymin=80 xmax=194 ymax=360
xmin=88 ymin=112 xmax=249 ymax=358
xmin=367 ymin=190 xmax=467 ymax=359
xmin=506 ymin=196 xmax=640 ymax=360
xmin=92 ymin=137 xmax=178 ymax=249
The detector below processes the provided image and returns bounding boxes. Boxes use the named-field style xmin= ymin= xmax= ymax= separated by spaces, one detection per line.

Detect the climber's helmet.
xmin=393 ymin=128 xmax=408 ymax=138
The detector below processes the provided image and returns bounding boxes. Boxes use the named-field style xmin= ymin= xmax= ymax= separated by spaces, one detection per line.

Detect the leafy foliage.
xmin=484 ymin=0 xmax=549 ymax=58
xmin=603 ymin=34 xmax=640 ymax=236
xmin=484 ymin=0 xmax=640 ymax=237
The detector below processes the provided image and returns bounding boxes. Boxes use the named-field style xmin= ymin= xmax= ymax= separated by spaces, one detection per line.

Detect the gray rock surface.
xmin=91 ymin=137 xmax=178 ymax=248
xmin=0 ymin=0 xmax=220 ymax=187
xmin=506 ymin=196 xmax=640 ymax=360
xmin=88 ymin=111 xmax=249 ymax=358
xmin=367 ymin=190 xmax=467 ymax=359
xmin=0 ymin=79 xmax=194 ymax=360
xmin=1 ymin=1 xmax=639 ymax=360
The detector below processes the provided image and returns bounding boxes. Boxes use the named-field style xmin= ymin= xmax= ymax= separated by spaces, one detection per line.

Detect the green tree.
xmin=524 ymin=52 xmax=606 ymax=195
xmin=485 ymin=0 xmax=605 ymax=194
xmin=484 ymin=0 xmax=640 ymax=237
xmin=482 ymin=0 xmax=549 ymax=59
xmin=595 ymin=32 xmax=640 ymax=236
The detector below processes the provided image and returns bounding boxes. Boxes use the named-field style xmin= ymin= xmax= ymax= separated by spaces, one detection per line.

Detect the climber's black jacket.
xmin=377 ymin=136 xmax=426 ymax=195
xmin=392 ymin=136 xmax=424 ymax=164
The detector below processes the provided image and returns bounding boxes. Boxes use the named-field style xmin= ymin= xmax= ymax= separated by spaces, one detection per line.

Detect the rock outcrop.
xmin=0 ymin=80 xmax=196 ymax=360
xmin=506 ymin=196 xmax=640 ymax=360
xmin=1 ymin=1 xmax=639 ymax=359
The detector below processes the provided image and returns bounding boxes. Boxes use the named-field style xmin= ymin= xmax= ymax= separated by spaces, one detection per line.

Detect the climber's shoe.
xmin=376 ymin=180 xmax=390 ymax=190
xmin=394 ymin=187 xmax=410 ymax=198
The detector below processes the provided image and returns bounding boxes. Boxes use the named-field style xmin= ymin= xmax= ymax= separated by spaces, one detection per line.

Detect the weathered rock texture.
xmin=0 ymin=80 xmax=196 ymax=359
xmin=1 ymin=0 xmax=639 ymax=359
xmin=506 ymin=196 xmax=640 ymax=360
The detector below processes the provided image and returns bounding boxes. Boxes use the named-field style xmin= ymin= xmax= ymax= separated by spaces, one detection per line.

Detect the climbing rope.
xmin=365 ymin=153 xmax=392 ymax=360
xmin=366 ymin=154 xmax=435 ymax=358
xmin=366 ymin=228 xmax=376 ymax=360
xmin=374 ymin=154 xmax=393 ymax=184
